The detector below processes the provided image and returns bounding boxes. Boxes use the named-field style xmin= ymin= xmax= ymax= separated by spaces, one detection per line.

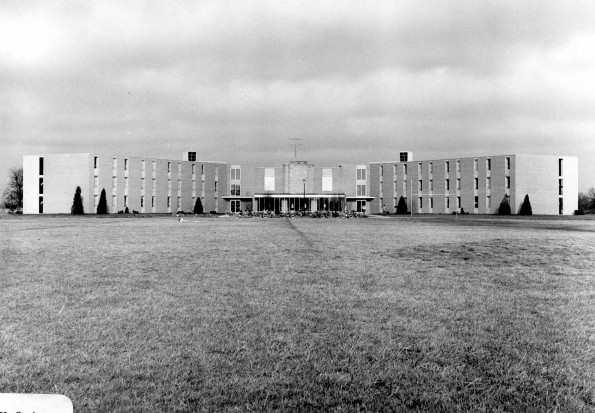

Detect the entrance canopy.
xmin=253 ymin=193 xmax=345 ymax=212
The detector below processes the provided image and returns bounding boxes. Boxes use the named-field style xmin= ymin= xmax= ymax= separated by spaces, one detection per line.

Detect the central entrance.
xmin=254 ymin=195 xmax=345 ymax=212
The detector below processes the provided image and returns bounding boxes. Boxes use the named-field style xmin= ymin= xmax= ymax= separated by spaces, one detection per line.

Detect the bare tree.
xmin=578 ymin=187 xmax=595 ymax=214
xmin=2 ymin=167 xmax=23 ymax=211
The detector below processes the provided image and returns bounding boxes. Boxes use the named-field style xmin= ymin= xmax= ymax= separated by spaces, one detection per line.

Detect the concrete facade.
xmin=368 ymin=154 xmax=578 ymax=215
xmin=23 ymin=153 xmax=225 ymax=214
xmin=23 ymin=152 xmax=578 ymax=215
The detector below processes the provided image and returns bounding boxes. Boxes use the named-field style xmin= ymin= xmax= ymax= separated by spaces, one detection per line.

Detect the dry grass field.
xmin=1 ymin=214 xmax=595 ymax=412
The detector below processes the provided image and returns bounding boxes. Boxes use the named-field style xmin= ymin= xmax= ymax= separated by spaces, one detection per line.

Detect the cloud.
xmin=1 ymin=1 xmax=595 ymax=189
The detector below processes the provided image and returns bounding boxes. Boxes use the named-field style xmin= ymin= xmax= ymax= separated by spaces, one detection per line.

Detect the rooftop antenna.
xmin=289 ymin=138 xmax=303 ymax=160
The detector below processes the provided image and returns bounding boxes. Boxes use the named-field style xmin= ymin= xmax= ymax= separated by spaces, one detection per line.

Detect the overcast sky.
xmin=2 ymin=1 xmax=595 ymax=191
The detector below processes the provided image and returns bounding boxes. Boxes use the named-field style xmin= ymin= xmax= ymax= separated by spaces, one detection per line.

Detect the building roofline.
xmin=23 ymin=153 xmax=226 ymax=164
xmin=369 ymin=153 xmax=577 ymax=165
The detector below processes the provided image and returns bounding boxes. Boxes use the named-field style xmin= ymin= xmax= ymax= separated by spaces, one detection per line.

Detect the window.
xmin=474 ymin=178 xmax=478 ymax=190
xmin=39 ymin=196 xmax=43 ymax=213
xmin=141 ymin=160 xmax=145 ymax=171
xmin=446 ymin=197 xmax=450 ymax=209
xmin=457 ymin=196 xmax=461 ymax=209
xmin=322 ymin=169 xmax=332 ymax=191
xmin=141 ymin=179 xmax=145 ymax=191
xmin=357 ymin=167 xmax=366 ymax=181
xmin=141 ymin=197 xmax=144 ymax=208
xmin=177 ymin=197 xmax=181 ymax=208
xmin=417 ymin=163 xmax=422 ymax=175
xmin=94 ymin=195 xmax=98 ymax=207
xmin=559 ymin=179 xmax=563 ymax=195
xmin=167 ymin=180 xmax=171 ymax=191
xmin=418 ymin=180 xmax=423 ymax=192
xmin=39 ymin=157 xmax=44 ymax=175
xmin=167 ymin=162 xmax=171 ymax=174
xmin=124 ymin=177 xmax=129 ymax=190
xmin=445 ymin=161 xmax=450 ymax=173
xmin=456 ymin=178 xmax=461 ymax=190
xmin=94 ymin=156 xmax=98 ymax=169
xmin=124 ymin=195 xmax=128 ymax=206
xmin=167 ymin=197 xmax=170 ymax=208
xmin=456 ymin=160 xmax=461 ymax=173
xmin=112 ymin=177 xmax=117 ymax=190
xmin=192 ymin=164 xmax=196 ymax=175
xmin=487 ymin=196 xmax=491 ymax=209
xmin=429 ymin=180 xmax=433 ymax=191
xmin=113 ymin=157 xmax=117 ymax=170
xmin=39 ymin=177 xmax=43 ymax=194
xmin=474 ymin=196 xmax=479 ymax=208
xmin=486 ymin=177 xmax=491 ymax=189
xmin=486 ymin=158 xmax=491 ymax=171
xmin=418 ymin=197 xmax=423 ymax=209
xmin=356 ymin=166 xmax=366 ymax=195
xmin=264 ymin=168 xmax=275 ymax=191
xmin=474 ymin=159 xmax=478 ymax=171
xmin=124 ymin=158 xmax=128 ymax=170
xmin=178 ymin=162 xmax=181 ymax=176
xmin=559 ymin=198 xmax=563 ymax=214
xmin=231 ymin=184 xmax=241 ymax=196
xmin=188 ymin=152 xmax=196 ymax=162
xmin=152 ymin=160 xmax=156 ymax=171
xmin=230 ymin=200 xmax=241 ymax=213
xmin=506 ymin=176 xmax=510 ymax=189
xmin=230 ymin=167 xmax=241 ymax=180
xmin=201 ymin=164 xmax=204 ymax=175
xmin=430 ymin=197 xmax=433 ymax=209
xmin=429 ymin=162 xmax=433 ymax=174
xmin=403 ymin=164 xmax=407 ymax=175
xmin=559 ymin=159 xmax=563 ymax=176
xmin=506 ymin=157 xmax=511 ymax=170
xmin=399 ymin=152 xmax=409 ymax=162
xmin=112 ymin=195 xmax=117 ymax=209
xmin=445 ymin=179 xmax=450 ymax=191
xmin=94 ymin=176 xmax=98 ymax=188
xmin=152 ymin=196 xmax=155 ymax=208
xmin=214 ymin=182 xmax=217 ymax=192
xmin=379 ymin=165 xmax=383 ymax=176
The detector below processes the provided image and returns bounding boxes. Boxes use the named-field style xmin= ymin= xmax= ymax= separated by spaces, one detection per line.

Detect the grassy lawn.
xmin=1 ymin=215 xmax=595 ymax=412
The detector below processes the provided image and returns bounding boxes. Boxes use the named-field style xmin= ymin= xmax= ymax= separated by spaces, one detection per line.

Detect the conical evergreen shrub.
xmin=97 ymin=188 xmax=108 ymax=214
xmin=193 ymin=197 xmax=203 ymax=214
xmin=497 ymin=195 xmax=511 ymax=215
xmin=519 ymin=194 xmax=532 ymax=215
xmin=71 ymin=186 xmax=84 ymax=215
xmin=396 ymin=196 xmax=408 ymax=214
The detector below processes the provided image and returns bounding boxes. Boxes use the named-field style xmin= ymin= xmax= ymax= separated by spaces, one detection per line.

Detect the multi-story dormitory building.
xmin=23 ymin=151 xmax=578 ymax=215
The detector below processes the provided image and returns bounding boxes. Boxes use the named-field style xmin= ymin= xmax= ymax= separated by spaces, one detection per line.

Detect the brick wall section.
xmin=514 ymin=155 xmax=577 ymax=215
xmin=368 ymin=164 xmax=380 ymax=212
xmin=128 ymin=157 xmax=142 ymax=212
xmin=433 ymin=160 xmax=446 ymax=213
xmin=217 ymin=164 xmax=228 ymax=213
xmin=561 ymin=156 xmax=579 ymax=214
xmin=23 ymin=154 xmax=91 ymax=214
xmin=239 ymin=164 xmax=256 ymax=197
xmin=381 ymin=164 xmax=395 ymax=213
xmin=180 ymin=162 xmax=194 ymax=212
